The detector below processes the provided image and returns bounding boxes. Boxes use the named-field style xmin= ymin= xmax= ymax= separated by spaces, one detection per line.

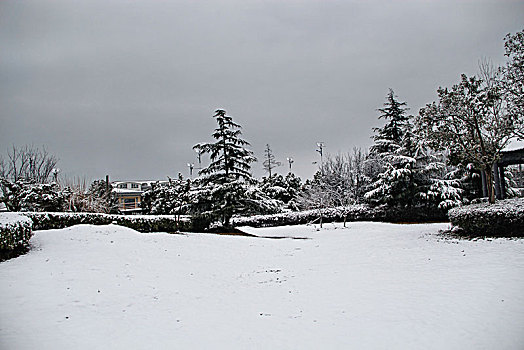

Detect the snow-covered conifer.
xmin=365 ymin=90 xmax=419 ymax=206
xmin=191 ymin=109 xmax=269 ymax=227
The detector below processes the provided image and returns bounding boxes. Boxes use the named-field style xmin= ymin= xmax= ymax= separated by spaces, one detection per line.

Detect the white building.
xmin=112 ymin=181 xmax=153 ymax=213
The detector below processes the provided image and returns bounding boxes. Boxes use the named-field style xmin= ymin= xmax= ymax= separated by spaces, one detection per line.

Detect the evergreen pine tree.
xmin=366 ymin=90 xmax=417 ymax=206
xmin=191 ymin=109 xmax=258 ymax=227
xmin=366 ymin=90 xmax=465 ymax=209
xmin=194 ymin=109 xmax=256 ymax=182
xmin=370 ymin=89 xmax=410 ymax=155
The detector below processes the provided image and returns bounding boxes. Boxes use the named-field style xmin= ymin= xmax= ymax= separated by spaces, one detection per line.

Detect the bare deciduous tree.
xmin=2 ymin=145 xmax=58 ymax=183
xmin=298 ymin=148 xmax=371 ymax=209
xmin=262 ymin=144 xmax=282 ymax=178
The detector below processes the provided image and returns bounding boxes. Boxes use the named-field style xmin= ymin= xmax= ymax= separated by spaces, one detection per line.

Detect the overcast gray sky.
xmin=1 ymin=0 xmax=523 ymax=181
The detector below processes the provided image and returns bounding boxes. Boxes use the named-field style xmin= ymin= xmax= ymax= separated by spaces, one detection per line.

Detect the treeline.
xmin=1 ymin=30 xmax=522 ymax=229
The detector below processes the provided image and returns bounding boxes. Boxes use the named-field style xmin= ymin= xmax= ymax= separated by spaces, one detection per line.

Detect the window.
xmin=120 ymin=196 xmax=140 ymax=210
xmin=118 ymin=183 xmax=127 ymax=189
xmin=131 ymin=183 xmax=139 ymax=189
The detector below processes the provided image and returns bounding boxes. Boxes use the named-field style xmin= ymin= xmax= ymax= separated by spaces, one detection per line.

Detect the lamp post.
xmin=195 ymin=149 xmax=202 ymax=171
xmin=286 ymin=157 xmax=294 ymax=172
xmin=316 ymin=142 xmax=324 ymax=173
xmin=51 ymin=168 xmax=60 ymax=183
xmin=187 ymin=163 xmax=194 ymax=179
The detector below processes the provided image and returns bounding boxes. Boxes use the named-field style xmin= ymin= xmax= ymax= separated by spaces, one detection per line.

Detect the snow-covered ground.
xmin=1 ymin=222 xmax=523 ymax=349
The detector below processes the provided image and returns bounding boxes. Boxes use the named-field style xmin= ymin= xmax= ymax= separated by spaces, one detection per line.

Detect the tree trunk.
xmin=485 ymin=166 xmax=496 ymax=204
xmin=480 ymin=170 xmax=488 ymax=197
xmin=499 ymin=166 xmax=506 ymax=199
xmin=493 ymin=163 xmax=502 ymax=200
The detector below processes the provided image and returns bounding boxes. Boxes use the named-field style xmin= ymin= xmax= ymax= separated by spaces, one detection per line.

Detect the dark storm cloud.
xmin=1 ymin=0 xmax=523 ymax=180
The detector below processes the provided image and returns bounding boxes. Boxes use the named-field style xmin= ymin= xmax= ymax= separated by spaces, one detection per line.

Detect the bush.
xmin=448 ymin=198 xmax=524 ymax=237
xmin=0 ymin=179 xmax=66 ymax=212
xmin=0 ymin=212 xmax=33 ymax=261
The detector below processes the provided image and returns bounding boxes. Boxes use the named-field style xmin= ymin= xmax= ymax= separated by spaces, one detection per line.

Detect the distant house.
xmin=112 ymin=181 xmax=153 ymax=213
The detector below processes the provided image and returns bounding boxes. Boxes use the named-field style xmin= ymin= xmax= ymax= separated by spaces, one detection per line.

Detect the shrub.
xmin=0 ymin=212 xmax=33 ymax=261
xmin=0 ymin=179 xmax=66 ymax=212
xmin=448 ymin=198 xmax=524 ymax=237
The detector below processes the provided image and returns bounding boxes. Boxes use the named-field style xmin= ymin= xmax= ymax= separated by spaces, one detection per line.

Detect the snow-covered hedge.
xmin=23 ymin=212 xmax=191 ymax=233
xmin=448 ymin=198 xmax=524 ymax=237
xmin=1 ymin=212 xmax=33 ymax=257
xmin=232 ymin=205 xmax=375 ymax=227
xmin=232 ymin=204 xmax=448 ymax=227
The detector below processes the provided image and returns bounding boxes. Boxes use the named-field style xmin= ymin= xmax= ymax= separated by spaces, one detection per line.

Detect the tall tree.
xmin=366 ymin=90 xmax=418 ymax=206
xmin=262 ymin=144 xmax=282 ymax=178
xmin=192 ymin=109 xmax=258 ymax=226
xmin=193 ymin=110 xmax=256 ymax=182
xmin=370 ymin=89 xmax=410 ymax=155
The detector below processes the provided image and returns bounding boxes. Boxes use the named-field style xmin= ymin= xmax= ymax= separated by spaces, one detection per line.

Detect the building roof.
xmin=112 ymin=180 xmax=157 ymax=185
xmin=502 ymin=139 xmax=524 ymax=152
xmin=112 ymin=188 xmax=143 ymax=194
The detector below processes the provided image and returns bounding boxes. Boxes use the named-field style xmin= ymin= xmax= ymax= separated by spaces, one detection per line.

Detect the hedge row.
xmin=23 ymin=212 xmax=191 ymax=233
xmin=448 ymin=198 xmax=524 ymax=237
xmin=232 ymin=204 xmax=448 ymax=228
xmin=0 ymin=213 xmax=33 ymax=250
xmin=1 ymin=213 xmax=33 ymax=261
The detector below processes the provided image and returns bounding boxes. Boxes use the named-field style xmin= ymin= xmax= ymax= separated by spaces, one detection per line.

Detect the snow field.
xmin=1 ymin=222 xmax=523 ymax=349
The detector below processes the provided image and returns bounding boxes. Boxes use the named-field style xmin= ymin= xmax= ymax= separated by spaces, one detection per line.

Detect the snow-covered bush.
xmin=448 ymin=198 xmax=524 ymax=237
xmin=24 ymin=212 xmax=191 ymax=233
xmin=259 ymin=173 xmax=302 ymax=211
xmin=0 ymin=178 xmax=66 ymax=212
xmin=0 ymin=212 xmax=33 ymax=260
xmin=141 ymin=176 xmax=191 ymax=216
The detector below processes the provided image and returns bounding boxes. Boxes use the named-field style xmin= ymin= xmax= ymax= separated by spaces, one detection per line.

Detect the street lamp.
xmin=286 ymin=157 xmax=294 ymax=172
xmin=51 ymin=168 xmax=60 ymax=183
xmin=195 ymin=149 xmax=202 ymax=170
xmin=187 ymin=163 xmax=194 ymax=178
xmin=316 ymin=142 xmax=325 ymax=172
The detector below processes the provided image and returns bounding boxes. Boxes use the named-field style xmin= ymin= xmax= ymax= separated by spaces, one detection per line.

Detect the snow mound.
xmin=1 ymin=222 xmax=524 ymax=349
